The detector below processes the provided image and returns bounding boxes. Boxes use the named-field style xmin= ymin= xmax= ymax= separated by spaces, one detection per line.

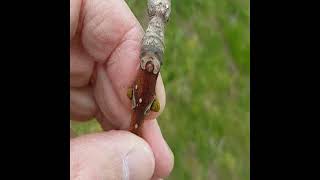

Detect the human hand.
xmin=70 ymin=0 xmax=174 ymax=179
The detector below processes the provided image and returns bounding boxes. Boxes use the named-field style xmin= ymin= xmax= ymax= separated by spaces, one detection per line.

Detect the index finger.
xmin=77 ymin=0 xmax=166 ymax=128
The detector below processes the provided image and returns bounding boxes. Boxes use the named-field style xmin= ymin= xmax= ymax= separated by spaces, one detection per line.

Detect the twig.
xmin=127 ymin=0 xmax=171 ymax=135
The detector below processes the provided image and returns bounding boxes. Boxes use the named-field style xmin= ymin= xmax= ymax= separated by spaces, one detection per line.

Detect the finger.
xmin=70 ymin=35 xmax=95 ymax=87
xmin=70 ymin=0 xmax=82 ymax=39
xmin=70 ymin=86 xmax=97 ymax=121
xmin=94 ymin=65 xmax=132 ymax=129
xmin=140 ymin=119 xmax=174 ymax=178
xmin=81 ymin=0 xmax=140 ymax=62
xmin=70 ymin=130 xmax=155 ymax=180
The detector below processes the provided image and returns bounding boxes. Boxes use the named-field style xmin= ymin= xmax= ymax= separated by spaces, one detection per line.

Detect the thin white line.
xmin=122 ymin=157 xmax=129 ymax=180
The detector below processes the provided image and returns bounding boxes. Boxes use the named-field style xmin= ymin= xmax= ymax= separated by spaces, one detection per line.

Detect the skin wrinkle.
xmin=101 ymin=24 xmax=141 ymax=76
xmin=82 ymin=0 xmax=105 ymax=27
xmin=70 ymin=0 xmax=83 ymax=38
xmin=81 ymin=0 xmax=113 ymax=61
xmin=95 ymin=66 xmax=131 ymax=129
xmin=88 ymin=7 xmax=112 ymax=48
xmin=74 ymin=0 xmax=86 ymax=36
xmin=82 ymin=0 xmax=137 ymax=62
xmin=95 ymin=108 xmax=118 ymax=131
xmin=70 ymin=87 xmax=97 ymax=120
xmin=94 ymin=73 xmax=118 ymax=127
xmin=70 ymin=36 xmax=95 ymax=87
xmin=106 ymin=23 xmax=142 ymax=67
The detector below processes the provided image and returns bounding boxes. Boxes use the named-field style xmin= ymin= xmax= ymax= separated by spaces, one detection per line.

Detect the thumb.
xmin=70 ymin=131 xmax=155 ymax=180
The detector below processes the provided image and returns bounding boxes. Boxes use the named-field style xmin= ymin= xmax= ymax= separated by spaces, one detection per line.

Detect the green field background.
xmin=72 ymin=0 xmax=250 ymax=179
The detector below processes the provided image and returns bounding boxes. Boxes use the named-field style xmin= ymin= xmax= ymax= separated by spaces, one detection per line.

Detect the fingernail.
xmin=123 ymin=144 xmax=155 ymax=180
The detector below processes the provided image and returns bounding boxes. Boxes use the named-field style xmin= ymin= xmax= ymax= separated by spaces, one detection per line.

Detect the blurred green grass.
xmin=72 ymin=0 xmax=250 ymax=179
